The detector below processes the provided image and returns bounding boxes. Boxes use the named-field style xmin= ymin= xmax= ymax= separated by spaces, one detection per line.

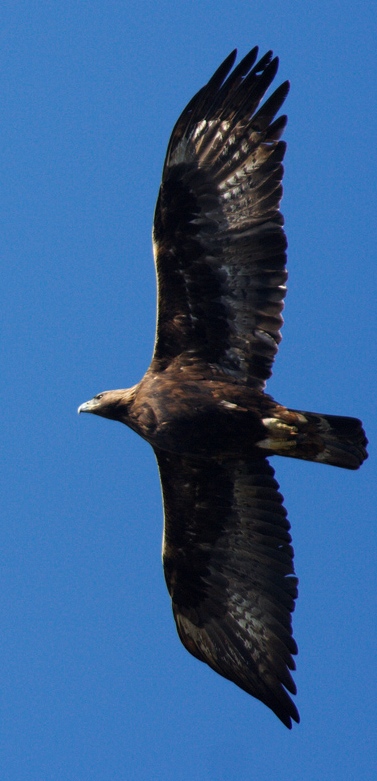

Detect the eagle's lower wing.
xmin=152 ymin=49 xmax=288 ymax=388
xmin=155 ymin=449 xmax=299 ymax=728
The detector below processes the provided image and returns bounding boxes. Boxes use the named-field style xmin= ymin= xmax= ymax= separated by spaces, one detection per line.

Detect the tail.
xmin=260 ymin=409 xmax=368 ymax=470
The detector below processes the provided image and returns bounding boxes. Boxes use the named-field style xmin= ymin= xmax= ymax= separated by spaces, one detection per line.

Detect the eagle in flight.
xmin=79 ymin=48 xmax=368 ymax=728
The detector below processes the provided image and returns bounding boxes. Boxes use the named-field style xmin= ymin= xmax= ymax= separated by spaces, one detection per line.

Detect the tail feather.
xmin=259 ymin=408 xmax=368 ymax=469
xmin=288 ymin=410 xmax=368 ymax=470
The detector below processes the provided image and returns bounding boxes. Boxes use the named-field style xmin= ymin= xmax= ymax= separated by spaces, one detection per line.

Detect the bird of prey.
xmin=78 ymin=48 xmax=368 ymax=728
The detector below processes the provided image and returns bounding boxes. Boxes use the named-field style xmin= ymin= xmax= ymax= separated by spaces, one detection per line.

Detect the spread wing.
xmin=155 ymin=449 xmax=299 ymax=728
xmin=152 ymin=48 xmax=289 ymax=388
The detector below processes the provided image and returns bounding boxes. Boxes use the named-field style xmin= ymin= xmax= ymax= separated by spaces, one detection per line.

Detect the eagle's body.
xmin=79 ymin=48 xmax=368 ymax=728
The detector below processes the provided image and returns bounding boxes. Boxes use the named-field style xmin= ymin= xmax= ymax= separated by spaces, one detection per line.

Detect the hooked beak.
xmin=78 ymin=398 xmax=99 ymax=414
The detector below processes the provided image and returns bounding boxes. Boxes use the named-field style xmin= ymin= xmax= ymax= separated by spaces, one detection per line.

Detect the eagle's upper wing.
xmin=152 ymin=48 xmax=289 ymax=388
xmin=155 ymin=449 xmax=299 ymax=728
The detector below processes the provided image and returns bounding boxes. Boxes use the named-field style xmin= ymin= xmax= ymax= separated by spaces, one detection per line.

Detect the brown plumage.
xmin=78 ymin=48 xmax=368 ymax=728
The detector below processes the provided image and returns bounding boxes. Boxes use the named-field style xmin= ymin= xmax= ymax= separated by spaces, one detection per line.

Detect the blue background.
xmin=1 ymin=2 xmax=376 ymax=779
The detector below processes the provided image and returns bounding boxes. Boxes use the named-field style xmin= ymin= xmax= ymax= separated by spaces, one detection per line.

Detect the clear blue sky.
xmin=2 ymin=2 xmax=376 ymax=779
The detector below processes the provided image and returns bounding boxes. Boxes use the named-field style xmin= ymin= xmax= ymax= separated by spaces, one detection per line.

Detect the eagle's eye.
xmin=94 ymin=393 xmax=104 ymax=401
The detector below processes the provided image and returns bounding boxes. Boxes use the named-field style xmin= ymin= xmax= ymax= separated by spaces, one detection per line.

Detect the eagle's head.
xmin=78 ymin=388 xmax=136 ymax=423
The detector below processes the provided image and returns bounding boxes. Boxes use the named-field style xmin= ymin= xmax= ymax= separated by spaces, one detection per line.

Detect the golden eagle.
xmin=78 ymin=48 xmax=368 ymax=728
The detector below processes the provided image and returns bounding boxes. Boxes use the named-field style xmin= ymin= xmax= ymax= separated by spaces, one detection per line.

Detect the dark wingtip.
xmin=207 ymin=49 xmax=238 ymax=89
xmin=279 ymin=700 xmax=300 ymax=729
